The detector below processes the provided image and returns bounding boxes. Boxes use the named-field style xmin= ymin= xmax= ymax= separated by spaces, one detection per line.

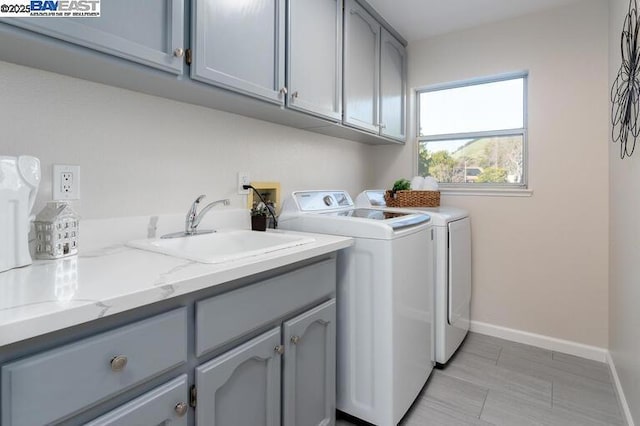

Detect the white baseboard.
xmin=469 ymin=320 xmax=608 ymax=362
xmin=606 ymin=351 xmax=636 ymax=426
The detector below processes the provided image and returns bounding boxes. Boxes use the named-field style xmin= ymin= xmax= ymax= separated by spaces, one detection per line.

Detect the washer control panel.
xmin=294 ymin=191 xmax=353 ymax=212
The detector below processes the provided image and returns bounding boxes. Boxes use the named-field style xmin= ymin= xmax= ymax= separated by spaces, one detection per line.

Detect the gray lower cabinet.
xmin=287 ymin=0 xmax=342 ymax=121
xmin=191 ymin=0 xmax=286 ymax=105
xmin=84 ymin=375 xmax=189 ymax=426
xmin=195 ymin=327 xmax=283 ymax=426
xmin=379 ymin=28 xmax=406 ymax=142
xmin=195 ymin=299 xmax=337 ymax=426
xmin=0 ymin=256 xmax=338 ymax=426
xmin=1 ymin=0 xmax=185 ymax=74
xmin=283 ymin=299 xmax=336 ymax=426
xmin=195 ymin=256 xmax=336 ymax=357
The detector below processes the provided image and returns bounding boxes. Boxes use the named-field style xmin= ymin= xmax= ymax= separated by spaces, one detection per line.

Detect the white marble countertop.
xmin=0 ymin=211 xmax=352 ymax=347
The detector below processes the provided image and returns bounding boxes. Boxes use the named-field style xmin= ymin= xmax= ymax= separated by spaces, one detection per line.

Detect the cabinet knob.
xmin=174 ymin=402 xmax=188 ymax=417
xmin=290 ymin=335 xmax=300 ymax=344
xmin=110 ymin=355 xmax=128 ymax=372
xmin=279 ymin=87 xmax=288 ymax=95
xmin=174 ymin=48 xmax=185 ymax=58
xmin=274 ymin=345 xmax=284 ymax=355
xmin=291 ymin=91 xmax=299 ymax=99
xmin=379 ymin=123 xmax=386 ymax=129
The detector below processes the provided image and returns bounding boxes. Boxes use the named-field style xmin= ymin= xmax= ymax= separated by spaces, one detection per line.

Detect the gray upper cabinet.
xmin=343 ymin=0 xmax=380 ymax=133
xmin=2 ymin=0 xmax=185 ymax=75
xmin=191 ymin=0 xmax=286 ymax=105
xmin=287 ymin=0 xmax=343 ymax=121
xmin=380 ymin=28 xmax=407 ymax=141
xmin=0 ymin=0 xmax=407 ymax=144
xmin=282 ymin=299 xmax=336 ymax=426
xmin=195 ymin=327 xmax=282 ymax=426
xmin=343 ymin=0 xmax=407 ymax=142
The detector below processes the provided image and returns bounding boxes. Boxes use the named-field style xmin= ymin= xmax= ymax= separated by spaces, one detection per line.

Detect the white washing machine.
xmin=279 ymin=190 xmax=435 ymax=426
xmin=356 ymin=190 xmax=471 ymax=365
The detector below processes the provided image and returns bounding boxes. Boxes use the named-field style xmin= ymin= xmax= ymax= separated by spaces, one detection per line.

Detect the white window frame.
xmin=416 ymin=72 xmax=529 ymax=190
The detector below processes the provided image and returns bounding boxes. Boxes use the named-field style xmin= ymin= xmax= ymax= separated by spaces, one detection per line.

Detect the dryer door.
xmin=448 ymin=217 xmax=471 ymax=329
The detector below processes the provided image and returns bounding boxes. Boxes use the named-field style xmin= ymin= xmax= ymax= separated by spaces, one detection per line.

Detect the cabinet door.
xmin=3 ymin=0 xmax=185 ymax=74
xmin=380 ymin=29 xmax=406 ymax=142
xmin=287 ymin=0 xmax=342 ymax=121
xmin=343 ymin=0 xmax=380 ymax=133
xmin=85 ymin=375 xmax=189 ymax=426
xmin=282 ymin=299 xmax=336 ymax=426
xmin=192 ymin=0 xmax=286 ymax=105
xmin=195 ymin=327 xmax=282 ymax=426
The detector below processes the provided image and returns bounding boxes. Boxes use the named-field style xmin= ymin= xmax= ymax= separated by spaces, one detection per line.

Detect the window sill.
xmin=439 ymin=187 xmax=533 ymax=197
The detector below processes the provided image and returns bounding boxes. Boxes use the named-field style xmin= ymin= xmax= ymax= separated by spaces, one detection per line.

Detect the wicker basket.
xmin=384 ymin=190 xmax=440 ymax=208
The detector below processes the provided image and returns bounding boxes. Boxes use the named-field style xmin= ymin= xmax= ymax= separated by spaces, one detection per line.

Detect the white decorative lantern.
xmin=34 ymin=201 xmax=79 ymax=259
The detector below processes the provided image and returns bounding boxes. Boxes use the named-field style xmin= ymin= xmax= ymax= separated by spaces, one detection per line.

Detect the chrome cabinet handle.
xmin=379 ymin=123 xmax=386 ymax=129
xmin=173 ymin=48 xmax=185 ymax=58
xmin=290 ymin=335 xmax=300 ymax=344
xmin=279 ymin=87 xmax=288 ymax=95
xmin=174 ymin=402 xmax=188 ymax=417
xmin=110 ymin=355 xmax=128 ymax=372
xmin=274 ymin=345 xmax=284 ymax=354
xmin=291 ymin=91 xmax=299 ymax=99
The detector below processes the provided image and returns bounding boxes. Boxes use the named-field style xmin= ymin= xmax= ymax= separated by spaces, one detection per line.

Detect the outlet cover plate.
xmin=53 ymin=164 xmax=80 ymax=200
xmin=238 ymin=172 xmax=250 ymax=195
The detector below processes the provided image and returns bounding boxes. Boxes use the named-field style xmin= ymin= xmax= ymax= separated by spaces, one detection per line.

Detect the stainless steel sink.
xmin=127 ymin=230 xmax=315 ymax=264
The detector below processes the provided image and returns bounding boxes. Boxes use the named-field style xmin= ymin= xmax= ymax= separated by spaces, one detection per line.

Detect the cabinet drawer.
xmin=85 ymin=374 xmax=189 ymax=426
xmin=196 ymin=258 xmax=335 ymax=356
xmin=1 ymin=308 xmax=187 ymax=426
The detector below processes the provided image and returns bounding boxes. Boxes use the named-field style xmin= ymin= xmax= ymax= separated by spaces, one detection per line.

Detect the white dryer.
xmin=279 ymin=190 xmax=435 ymax=426
xmin=356 ymin=190 xmax=471 ymax=365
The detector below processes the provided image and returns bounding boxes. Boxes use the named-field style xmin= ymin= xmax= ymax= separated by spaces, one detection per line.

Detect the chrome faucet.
xmin=162 ymin=195 xmax=230 ymax=239
xmin=185 ymin=195 xmax=230 ymax=234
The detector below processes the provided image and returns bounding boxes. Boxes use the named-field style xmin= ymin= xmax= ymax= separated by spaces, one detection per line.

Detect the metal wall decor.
xmin=612 ymin=0 xmax=640 ymax=159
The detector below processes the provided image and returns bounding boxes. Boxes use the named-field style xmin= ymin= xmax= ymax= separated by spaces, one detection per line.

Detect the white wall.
xmin=609 ymin=0 xmax=640 ymax=422
xmin=0 ymin=60 xmax=374 ymax=219
xmin=370 ymin=0 xmax=610 ymax=347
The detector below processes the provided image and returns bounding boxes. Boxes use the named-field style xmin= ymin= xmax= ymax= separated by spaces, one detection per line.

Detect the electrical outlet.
xmin=61 ymin=172 xmax=73 ymax=193
xmin=238 ymin=172 xmax=250 ymax=195
xmin=53 ymin=165 xmax=80 ymax=200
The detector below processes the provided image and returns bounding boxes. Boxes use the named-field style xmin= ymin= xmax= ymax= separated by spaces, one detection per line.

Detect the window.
xmin=417 ymin=74 xmax=527 ymax=187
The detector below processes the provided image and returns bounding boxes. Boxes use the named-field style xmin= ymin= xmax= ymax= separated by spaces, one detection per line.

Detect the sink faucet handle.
xmin=189 ymin=195 xmax=206 ymax=216
xmin=186 ymin=194 xmax=207 ymax=234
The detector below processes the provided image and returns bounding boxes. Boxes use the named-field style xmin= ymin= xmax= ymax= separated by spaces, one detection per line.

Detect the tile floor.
xmin=337 ymin=332 xmax=625 ymax=426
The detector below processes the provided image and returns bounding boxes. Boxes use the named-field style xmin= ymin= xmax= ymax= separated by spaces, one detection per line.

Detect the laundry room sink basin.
xmin=127 ymin=230 xmax=316 ymax=264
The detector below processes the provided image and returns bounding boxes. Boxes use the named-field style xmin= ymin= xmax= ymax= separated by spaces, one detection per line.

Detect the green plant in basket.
xmin=391 ymin=178 xmax=411 ymax=196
